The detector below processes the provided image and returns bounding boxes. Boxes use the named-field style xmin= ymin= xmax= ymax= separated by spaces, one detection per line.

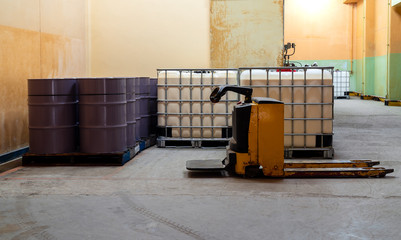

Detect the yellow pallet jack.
xmin=186 ymin=86 xmax=394 ymax=178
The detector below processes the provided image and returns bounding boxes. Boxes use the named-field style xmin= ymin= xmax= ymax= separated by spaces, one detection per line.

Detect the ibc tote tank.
xmin=240 ymin=69 xmax=333 ymax=148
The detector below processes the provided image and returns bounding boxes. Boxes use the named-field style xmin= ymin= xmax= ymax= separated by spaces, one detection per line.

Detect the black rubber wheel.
xmin=245 ymin=166 xmax=261 ymax=178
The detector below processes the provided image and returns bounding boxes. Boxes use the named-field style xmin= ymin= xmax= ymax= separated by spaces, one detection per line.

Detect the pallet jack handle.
xmin=210 ymin=85 xmax=253 ymax=103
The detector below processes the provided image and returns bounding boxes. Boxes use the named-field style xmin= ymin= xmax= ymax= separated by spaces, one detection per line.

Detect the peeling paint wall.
xmin=90 ymin=0 xmax=210 ymax=77
xmin=210 ymin=0 xmax=284 ymax=68
xmin=0 ymin=0 xmax=88 ymax=155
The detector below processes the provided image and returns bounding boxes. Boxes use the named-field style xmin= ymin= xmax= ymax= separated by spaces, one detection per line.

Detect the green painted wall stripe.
xmin=389 ymin=53 xmax=401 ymax=100
xmin=351 ymin=59 xmax=364 ymax=93
xmin=293 ymin=56 xmax=401 ymax=100
xmin=350 ymin=53 xmax=401 ymax=100
xmin=365 ymin=55 xmax=388 ymax=98
xmin=289 ymin=60 xmax=351 ymax=71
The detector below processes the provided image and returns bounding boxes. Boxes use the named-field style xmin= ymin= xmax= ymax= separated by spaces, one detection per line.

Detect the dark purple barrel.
xmin=148 ymin=78 xmax=158 ymax=134
xmin=28 ymin=78 xmax=78 ymax=154
xmin=137 ymin=77 xmax=150 ymax=95
xmin=149 ymin=78 xmax=157 ymax=97
xmin=28 ymin=78 xmax=77 ymax=96
xmin=138 ymin=100 xmax=149 ymax=138
xmin=134 ymin=78 xmax=141 ymax=141
xmin=78 ymin=77 xmax=126 ymax=94
xmin=126 ymin=77 xmax=136 ymax=148
xmin=138 ymin=77 xmax=150 ymax=138
xmin=148 ymin=97 xmax=157 ymax=134
xmin=78 ymin=78 xmax=127 ymax=153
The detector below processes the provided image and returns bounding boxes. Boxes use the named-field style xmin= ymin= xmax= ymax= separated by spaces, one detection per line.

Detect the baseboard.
xmin=0 ymin=147 xmax=29 ymax=165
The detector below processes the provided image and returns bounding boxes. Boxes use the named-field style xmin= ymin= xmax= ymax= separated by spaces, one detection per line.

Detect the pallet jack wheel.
xmin=245 ymin=166 xmax=261 ymax=178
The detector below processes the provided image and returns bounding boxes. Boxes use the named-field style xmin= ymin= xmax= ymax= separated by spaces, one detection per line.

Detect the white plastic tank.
xmin=240 ymin=69 xmax=333 ymax=148
xmin=157 ymin=70 xmax=238 ymax=138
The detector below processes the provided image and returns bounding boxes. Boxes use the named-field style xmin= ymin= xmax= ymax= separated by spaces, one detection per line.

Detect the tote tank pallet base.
xmin=284 ymin=147 xmax=334 ymax=159
xmin=157 ymin=137 xmax=230 ymax=148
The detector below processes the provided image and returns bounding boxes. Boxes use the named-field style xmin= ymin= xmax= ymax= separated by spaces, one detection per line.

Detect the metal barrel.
xmin=140 ymin=113 xmax=150 ymax=138
xmin=28 ymin=78 xmax=77 ymax=96
xmin=137 ymin=77 xmax=150 ymax=95
xmin=78 ymin=78 xmax=127 ymax=153
xmin=134 ymin=77 xmax=141 ymax=141
xmin=78 ymin=77 xmax=126 ymax=95
xmin=149 ymin=78 xmax=158 ymax=134
xmin=148 ymin=96 xmax=158 ymax=134
xmin=28 ymin=78 xmax=78 ymax=154
xmin=138 ymin=77 xmax=150 ymax=138
xmin=126 ymin=77 xmax=136 ymax=148
xmin=149 ymin=78 xmax=157 ymax=97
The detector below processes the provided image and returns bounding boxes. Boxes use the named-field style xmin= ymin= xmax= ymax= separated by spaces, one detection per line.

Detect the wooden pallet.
xmin=360 ymin=95 xmax=386 ymax=102
xmin=139 ymin=135 xmax=157 ymax=150
xmin=22 ymin=150 xmax=134 ymax=166
xmin=385 ymin=100 xmax=401 ymax=106
xmin=346 ymin=91 xmax=401 ymax=106
xmin=345 ymin=91 xmax=360 ymax=97
xmin=22 ymin=135 xmax=158 ymax=166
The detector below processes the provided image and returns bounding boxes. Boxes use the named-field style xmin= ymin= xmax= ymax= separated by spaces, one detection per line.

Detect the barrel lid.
xmin=78 ymin=78 xmax=126 ymax=95
xmin=28 ymin=78 xmax=77 ymax=96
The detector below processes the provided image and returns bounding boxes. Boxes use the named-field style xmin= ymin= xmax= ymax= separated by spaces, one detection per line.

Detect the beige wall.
xmin=210 ymin=0 xmax=284 ymax=68
xmin=390 ymin=4 xmax=401 ymax=54
xmin=0 ymin=0 xmax=88 ymax=155
xmin=285 ymin=0 xmax=352 ymax=61
xmin=90 ymin=0 xmax=210 ymax=78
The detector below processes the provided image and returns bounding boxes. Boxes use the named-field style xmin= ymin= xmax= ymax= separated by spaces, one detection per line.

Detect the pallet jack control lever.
xmin=210 ymin=85 xmax=253 ymax=103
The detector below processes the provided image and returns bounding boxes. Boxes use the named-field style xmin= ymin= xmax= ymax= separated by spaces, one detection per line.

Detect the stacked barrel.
xmin=28 ymin=78 xmax=78 ymax=153
xmin=138 ymin=77 xmax=150 ymax=139
xmin=78 ymin=78 xmax=127 ymax=153
xmin=149 ymin=78 xmax=158 ymax=134
xmin=27 ymin=77 xmax=157 ymax=155
xmin=126 ymin=78 xmax=136 ymax=148
xmin=134 ymin=78 xmax=141 ymax=141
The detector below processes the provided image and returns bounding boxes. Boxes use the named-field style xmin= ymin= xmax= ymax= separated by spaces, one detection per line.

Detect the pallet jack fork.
xmin=186 ymin=86 xmax=394 ymax=178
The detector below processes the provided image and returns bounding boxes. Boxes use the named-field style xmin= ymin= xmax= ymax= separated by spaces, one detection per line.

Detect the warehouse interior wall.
xmin=351 ymin=0 xmax=401 ymax=100
xmin=90 ymin=0 xmax=284 ymax=76
xmin=89 ymin=0 xmax=211 ymax=78
xmin=389 ymin=4 xmax=401 ymax=100
xmin=0 ymin=0 xmax=88 ymax=155
xmin=284 ymin=0 xmax=353 ymax=70
xmin=210 ymin=0 xmax=284 ymax=68
xmin=285 ymin=0 xmax=400 ymax=101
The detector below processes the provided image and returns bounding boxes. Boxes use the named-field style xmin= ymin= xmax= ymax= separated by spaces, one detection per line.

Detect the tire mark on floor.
xmin=118 ymin=193 xmax=215 ymax=240
xmin=11 ymin=197 xmax=58 ymax=240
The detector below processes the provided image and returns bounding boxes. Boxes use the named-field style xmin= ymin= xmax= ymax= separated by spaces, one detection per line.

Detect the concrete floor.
xmin=1 ymin=97 xmax=401 ymax=240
